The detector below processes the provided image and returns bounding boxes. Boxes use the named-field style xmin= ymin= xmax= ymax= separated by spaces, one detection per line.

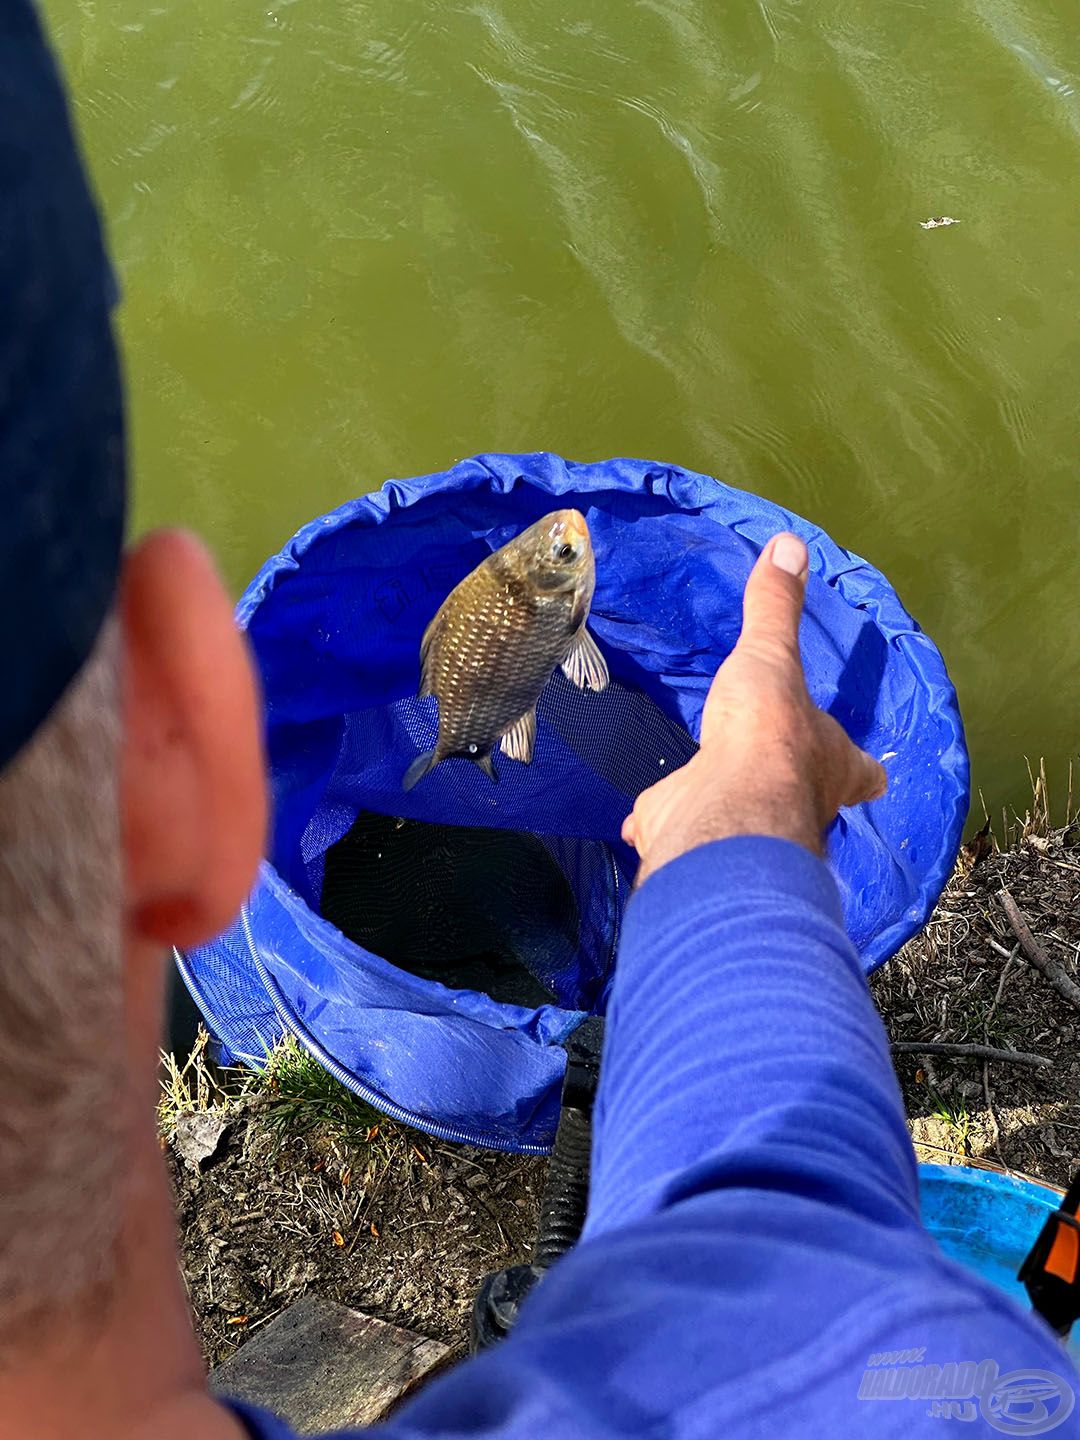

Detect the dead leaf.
xmin=1041 ymin=1125 xmax=1071 ymax=1160
xmin=370 ymin=1221 xmax=380 ymax=1238
xmin=366 ymin=1125 xmax=380 ymax=1142
xmin=960 ymin=817 xmax=993 ymax=871
xmin=227 ymin=1316 xmax=249 ymax=1326
xmin=332 ymin=1231 xmax=345 ymax=1247
xmin=411 ymin=1146 xmax=428 ymax=1166
xmin=341 ymin=1168 xmax=351 ymax=1188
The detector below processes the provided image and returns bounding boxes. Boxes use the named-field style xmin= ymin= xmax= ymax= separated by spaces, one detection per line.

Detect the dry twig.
xmin=998 ymin=887 xmax=1080 ymax=1010
xmin=982 ymin=1061 xmax=1003 ymax=1160
xmin=890 ymin=1041 xmax=1052 ymax=1069
xmin=980 ymin=944 xmax=1019 ymax=1165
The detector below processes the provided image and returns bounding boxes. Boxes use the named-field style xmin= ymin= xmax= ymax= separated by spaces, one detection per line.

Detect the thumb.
xmin=737 ymin=532 xmax=809 ymax=662
xmin=838 ymin=731 xmax=890 ymax=808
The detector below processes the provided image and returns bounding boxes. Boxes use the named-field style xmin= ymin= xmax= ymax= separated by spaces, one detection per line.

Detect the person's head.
xmin=0 ymin=536 xmax=266 ymax=1342
xmin=0 ymin=4 xmax=266 ymax=1348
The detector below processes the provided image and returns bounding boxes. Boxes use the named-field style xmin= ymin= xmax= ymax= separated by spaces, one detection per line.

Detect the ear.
xmin=120 ymin=530 xmax=268 ymax=948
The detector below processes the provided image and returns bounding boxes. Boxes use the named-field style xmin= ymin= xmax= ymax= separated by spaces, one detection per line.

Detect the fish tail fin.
xmin=474 ymin=750 xmax=498 ymax=784
xmin=402 ymin=750 xmax=437 ymax=792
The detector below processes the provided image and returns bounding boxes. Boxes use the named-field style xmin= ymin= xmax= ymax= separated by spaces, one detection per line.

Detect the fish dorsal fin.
xmin=500 ymin=706 xmax=537 ymax=764
xmin=561 ymin=627 xmax=609 ymax=692
xmin=418 ymin=612 xmax=443 ymax=697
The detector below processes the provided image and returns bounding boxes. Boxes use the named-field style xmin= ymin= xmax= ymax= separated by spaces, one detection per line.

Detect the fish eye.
xmin=556 ymin=543 xmax=576 ymax=562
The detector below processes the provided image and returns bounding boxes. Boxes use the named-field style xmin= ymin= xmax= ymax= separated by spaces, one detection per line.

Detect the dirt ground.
xmin=166 ymin=820 xmax=1080 ymax=1367
xmin=872 ymin=820 xmax=1080 ymax=1185
xmin=168 ymin=1110 xmax=544 ymax=1367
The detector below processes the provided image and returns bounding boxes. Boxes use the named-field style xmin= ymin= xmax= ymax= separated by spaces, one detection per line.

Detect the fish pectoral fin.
xmin=500 ymin=707 xmax=537 ymax=764
xmin=403 ymin=750 xmax=437 ymax=792
xmin=561 ymin=627 xmax=609 ymax=692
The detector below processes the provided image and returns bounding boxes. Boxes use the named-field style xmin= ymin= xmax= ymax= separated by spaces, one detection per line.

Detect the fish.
xmin=402 ymin=508 xmax=608 ymax=791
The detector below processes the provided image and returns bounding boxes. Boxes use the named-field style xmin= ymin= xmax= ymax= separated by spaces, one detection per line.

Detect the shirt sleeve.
xmin=222 ymin=839 xmax=1079 ymax=1440
xmin=585 ymin=836 xmax=922 ymax=1238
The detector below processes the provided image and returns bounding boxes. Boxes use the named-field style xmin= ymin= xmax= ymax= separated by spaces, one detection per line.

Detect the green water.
xmin=44 ymin=0 xmax=1080 ymax=812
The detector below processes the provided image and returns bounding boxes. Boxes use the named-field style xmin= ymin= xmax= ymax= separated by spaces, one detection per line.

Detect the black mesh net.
xmin=320 ymin=813 xmax=581 ymax=1008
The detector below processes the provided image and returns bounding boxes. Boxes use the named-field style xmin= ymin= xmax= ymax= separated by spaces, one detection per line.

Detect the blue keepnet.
xmin=179 ymin=453 xmax=968 ymax=1151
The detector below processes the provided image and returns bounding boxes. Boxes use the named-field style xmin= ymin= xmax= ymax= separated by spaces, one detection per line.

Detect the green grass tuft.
xmin=250 ymin=1035 xmax=383 ymax=1148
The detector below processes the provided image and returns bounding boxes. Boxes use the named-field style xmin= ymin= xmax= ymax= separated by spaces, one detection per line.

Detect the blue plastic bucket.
xmin=920 ymin=1162 xmax=1080 ymax=1360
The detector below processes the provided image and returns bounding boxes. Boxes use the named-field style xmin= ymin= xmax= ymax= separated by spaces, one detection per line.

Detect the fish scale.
xmin=403 ymin=509 xmax=608 ymax=791
xmin=433 ymin=565 xmax=572 ymax=757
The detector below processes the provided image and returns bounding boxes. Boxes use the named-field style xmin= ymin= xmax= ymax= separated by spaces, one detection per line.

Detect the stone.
xmin=172 ymin=1111 xmax=229 ymax=1170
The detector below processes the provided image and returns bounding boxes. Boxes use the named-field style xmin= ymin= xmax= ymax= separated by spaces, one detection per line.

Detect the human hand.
xmin=622 ymin=533 xmax=887 ymax=883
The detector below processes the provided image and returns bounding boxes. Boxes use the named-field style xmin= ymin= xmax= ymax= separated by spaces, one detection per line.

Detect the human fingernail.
xmin=770 ymin=533 xmax=808 ymax=577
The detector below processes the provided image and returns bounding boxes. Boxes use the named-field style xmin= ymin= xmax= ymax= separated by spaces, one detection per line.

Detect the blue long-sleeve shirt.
xmin=228 ymin=839 xmax=1079 ymax=1437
